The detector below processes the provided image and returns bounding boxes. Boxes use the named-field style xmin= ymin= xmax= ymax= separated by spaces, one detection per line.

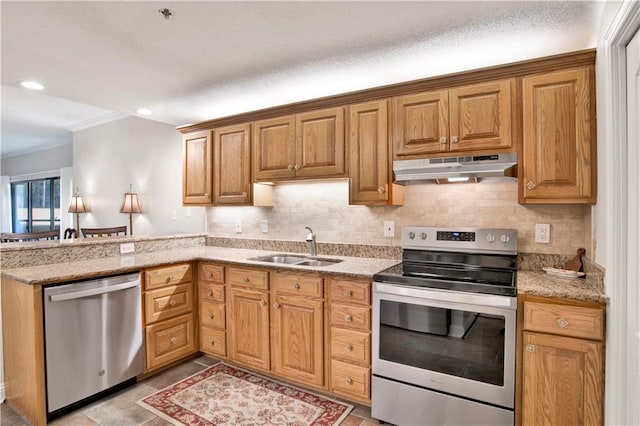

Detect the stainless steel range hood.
xmin=393 ymin=152 xmax=517 ymax=184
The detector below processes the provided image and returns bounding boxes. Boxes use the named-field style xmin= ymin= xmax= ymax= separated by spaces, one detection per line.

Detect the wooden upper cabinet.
xmin=349 ymin=100 xmax=392 ymax=204
xmin=182 ymin=130 xmax=213 ymax=205
xmin=295 ymin=107 xmax=345 ymax=178
xmin=520 ymin=67 xmax=596 ymax=204
xmin=253 ymin=108 xmax=345 ymax=181
xmin=392 ymin=79 xmax=514 ymax=159
xmin=253 ymin=116 xmax=296 ymax=180
xmin=214 ymin=123 xmax=252 ymax=205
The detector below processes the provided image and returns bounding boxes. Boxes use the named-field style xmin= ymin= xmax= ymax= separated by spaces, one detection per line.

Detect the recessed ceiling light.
xmin=19 ymin=81 xmax=44 ymax=90
xmin=136 ymin=108 xmax=152 ymax=116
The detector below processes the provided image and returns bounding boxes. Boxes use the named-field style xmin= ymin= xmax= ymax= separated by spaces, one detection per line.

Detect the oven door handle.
xmin=373 ymin=282 xmax=516 ymax=309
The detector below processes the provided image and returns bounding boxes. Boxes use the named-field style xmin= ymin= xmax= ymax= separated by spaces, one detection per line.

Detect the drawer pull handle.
xmin=344 ymin=315 xmax=352 ymax=322
xmin=169 ymin=300 xmax=177 ymax=307
xmin=273 ymin=302 xmax=280 ymax=309
xmin=294 ymin=283 xmax=300 ymax=290
xmin=345 ymin=377 xmax=353 ymax=385
xmin=207 ymin=290 xmax=214 ymax=297
xmin=208 ymin=272 xmax=213 ymax=278
xmin=526 ymin=344 xmax=535 ymax=352
xmin=243 ymin=277 xmax=250 ymax=283
xmin=260 ymin=300 xmax=267 ymax=307
xmin=343 ymin=290 xmax=352 ymax=297
xmin=556 ymin=318 xmax=569 ymax=328
xmin=170 ymin=337 xmax=177 ymax=345
xmin=208 ymin=312 xmax=214 ymax=319
xmin=165 ymin=276 xmax=172 ymax=283
xmin=345 ymin=344 xmax=353 ymax=351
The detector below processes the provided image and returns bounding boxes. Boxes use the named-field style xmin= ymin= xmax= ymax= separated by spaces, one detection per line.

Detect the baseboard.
xmin=0 ymin=381 xmax=5 ymax=403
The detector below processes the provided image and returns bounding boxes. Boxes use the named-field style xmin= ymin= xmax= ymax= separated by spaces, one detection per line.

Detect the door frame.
xmin=601 ymin=1 xmax=640 ymax=424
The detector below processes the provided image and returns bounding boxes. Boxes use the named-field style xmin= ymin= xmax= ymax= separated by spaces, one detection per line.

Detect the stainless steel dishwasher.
xmin=43 ymin=273 xmax=144 ymax=416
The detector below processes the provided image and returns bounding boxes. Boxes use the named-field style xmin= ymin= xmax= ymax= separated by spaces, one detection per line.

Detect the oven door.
xmin=372 ymin=281 xmax=516 ymax=409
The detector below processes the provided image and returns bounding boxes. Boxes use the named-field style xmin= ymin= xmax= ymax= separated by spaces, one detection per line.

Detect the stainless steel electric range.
xmin=371 ymin=226 xmax=518 ymax=426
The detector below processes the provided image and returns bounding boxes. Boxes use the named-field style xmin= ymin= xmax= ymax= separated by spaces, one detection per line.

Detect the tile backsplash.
xmin=205 ymin=180 xmax=591 ymax=256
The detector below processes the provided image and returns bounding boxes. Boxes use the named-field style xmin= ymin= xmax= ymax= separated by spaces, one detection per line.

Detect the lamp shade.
xmin=68 ymin=194 xmax=88 ymax=213
xmin=120 ymin=192 xmax=142 ymax=213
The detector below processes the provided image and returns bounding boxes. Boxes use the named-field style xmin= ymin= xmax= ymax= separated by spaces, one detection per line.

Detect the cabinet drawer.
xmin=523 ymin=301 xmax=604 ymax=340
xmin=331 ymin=328 xmax=370 ymax=364
xmin=330 ymin=304 xmax=370 ymax=331
xmin=228 ymin=267 xmax=269 ymax=290
xmin=273 ymin=272 xmax=323 ymax=298
xmin=146 ymin=313 xmax=196 ymax=371
xmin=201 ymin=327 xmax=226 ymax=357
xmin=200 ymin=301 xmax=226 ymax=329
xmin=144 ymin=263 xmax=192 ymax=290
xmin=331 ymin=359 xmax=370 ymax=401
xmin=330 ymin=278 xmax=370 ymax=305
xmin=144 ymin=283 xmax=193 ymax=324
xmin=199 ymin=282 xmax=225 ymax=302
xmin=199 ymin=263 xmax=224 ymax=283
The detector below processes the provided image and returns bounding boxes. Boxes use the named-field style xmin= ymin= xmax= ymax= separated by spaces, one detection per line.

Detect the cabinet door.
xmin=253 ymin=115 xmax=296 ymax=181
xmin=295 ymin=107 xmax=345 ymax=178
xmin=272 ymin=294 xmax=324 ymax=386
xmin=214 ymin=123 xmax=252 ymax=205
xmin=228 ymin=288 xmax=270 ymax=371
xmin=349 ymin=100 xmax=390 ymax=204
xmin=521 ymin=67 xmax=595 ymax=203
xmin=522 ymin=331 xmax=603 ymax=426
xmin=448 ymin=79 xmax=514 ymax=152
xmin=182 ymin=130 xmax=213 ymax=205
xmin=393 ymin=90 xmax=449 ymax=158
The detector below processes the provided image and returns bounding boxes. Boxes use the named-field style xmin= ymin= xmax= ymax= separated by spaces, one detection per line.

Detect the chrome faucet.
xmin=305 ymin=226 xmax=317 ymax=257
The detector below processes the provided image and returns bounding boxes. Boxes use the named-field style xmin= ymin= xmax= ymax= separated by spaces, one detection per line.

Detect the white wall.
xmin=73 ymin=117 xmax=205 ymax=235
xmin=0 ymin=143 xmax=72 ymax=177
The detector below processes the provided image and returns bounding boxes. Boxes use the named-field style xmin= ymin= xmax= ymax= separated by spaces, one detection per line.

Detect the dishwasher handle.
xmin=49 ymin=279 xmax=140 ymax=302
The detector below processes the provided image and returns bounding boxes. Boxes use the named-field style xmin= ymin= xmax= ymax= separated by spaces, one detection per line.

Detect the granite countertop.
xmin=1 ymin=246 xmax=401 ymax=285
xmin=517 ymin=270 xmax=607 ymax=304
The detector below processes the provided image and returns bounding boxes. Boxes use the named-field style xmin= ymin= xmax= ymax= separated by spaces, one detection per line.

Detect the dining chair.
xmin=63 ymin=228 xmax=78 ymax=239
xmin=1 ymin=230 xmax=60 ymax=242
xmin=80 ymin=226 xmax=127 ymax=238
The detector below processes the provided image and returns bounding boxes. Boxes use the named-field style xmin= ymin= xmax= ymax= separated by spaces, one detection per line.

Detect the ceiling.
xmin=1 ymin=1 xmax=610 ymax=158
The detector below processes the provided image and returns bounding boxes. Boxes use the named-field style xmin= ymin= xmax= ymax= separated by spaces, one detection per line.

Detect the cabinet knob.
xmin=526 ymin=344 xmax=535 ymax=352
xmin=294 ymin=164 xmax=301 ymax=171
xmin=242 ymin=192 xmax=247 ymax=198
xmin=344 ymin=315 xmax=352 ymax=322
xmin=287 ymin=164 xmax=294 ymax=170
xmin=556 ymin=317 xmax=569 ymax=328
xmin=170 ymin=337 xmax=177 ymax=345
xmin=243 ymin=277 xmax=250 ymax=283
xmin=260 ymin=300 xmax=267 ymax=307
xmin=169 ymin=300 xmax=177 ymax=307
xmin=451 ymin=136 xmax=458 ymax=144
xmin=343 ymin=290 xmax=352 ymax=297
xmin=273 ymin=302 xmax=280 ymax=309
xmin=377 ymin=186 xmax=385 ymax=194
xmin=439 ymin=137 xmax=447 ymax=145
xmin=208 ymin=271 xmax=213 ymax=278
xmin=527 ymin=181 xmax=536 ymax=190
xmin=207 ymin=290 xmax=214 ymax=297
xmin=208 ymin=312 xmax=214 ymax=319
xmin=209 ymin=339 xmax=214 ymax=346
xmin=345 ymin=344 xmax=353 ymax=351
xmin=345 ymin=377 xmax=353 ymax=385
xmin=165 ymin=276 xmax=171 ymax=283
xmin=294 ymin=283 xmax=300 ymax=290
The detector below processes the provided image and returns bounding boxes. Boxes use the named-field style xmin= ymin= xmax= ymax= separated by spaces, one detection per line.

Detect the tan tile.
xmin=0 ymin=403 xmax=29 ymax=426
xmin=81 ymin=383 xmax=157 ymax=426
xmin=49 ymin=412 xmax=98 ymax=426
xmin=142 ymin=359 xmax=208 ymax=390
xmin=142 ymin=416 xmax=174 ymax=426
xmin=339 ymin=414 xmax=363 ymax=426
xmin=350 ymin=404 xmax=372 ymax=419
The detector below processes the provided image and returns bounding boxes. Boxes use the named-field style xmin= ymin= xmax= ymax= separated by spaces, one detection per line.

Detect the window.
xmin=11 ymin=177 xmax=60 ymax=232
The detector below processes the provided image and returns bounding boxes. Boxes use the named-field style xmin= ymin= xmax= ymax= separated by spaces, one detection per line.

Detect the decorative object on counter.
xmin=543 ymin=267 xmax=586 ymax=280
xmin=137 ymin=362 xmax=352 ymax=426
xmin=81 ymin=226 xmax=127 ymax=238
xmin=68 ymin=188 xmax=89 ymax=235
xmin=121 ymin=184 xmax=142 ymax=235
xmin=564 ymin=247 xmax=586 ymax=273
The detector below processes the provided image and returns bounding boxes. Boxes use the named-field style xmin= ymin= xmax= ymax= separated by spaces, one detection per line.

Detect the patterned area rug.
xmin=137 ymin=363 xmax=353 ymax=426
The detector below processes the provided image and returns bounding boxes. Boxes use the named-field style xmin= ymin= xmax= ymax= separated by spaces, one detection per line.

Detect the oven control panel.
xmin=402 ymin=227 xmax=517 ymax=254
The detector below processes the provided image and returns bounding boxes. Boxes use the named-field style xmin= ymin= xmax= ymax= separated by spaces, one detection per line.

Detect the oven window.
xmin=379 ymin=300 xmax=505 ymax=386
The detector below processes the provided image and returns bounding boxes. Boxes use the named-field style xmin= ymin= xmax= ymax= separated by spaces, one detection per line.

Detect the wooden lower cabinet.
xmin=199 ymin=263 xmax=227 ymax=358
xmin=228 ymin=286 xmax=271 ymax=371
xmin=518 ymin=296 xmax=605 ymax=426
xmin=146 ymin=313 xmax=196 ymax=371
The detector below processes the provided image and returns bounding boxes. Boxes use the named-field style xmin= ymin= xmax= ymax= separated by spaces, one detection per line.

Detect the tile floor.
xmin=0 ymin=356 xmax=378 ymax=426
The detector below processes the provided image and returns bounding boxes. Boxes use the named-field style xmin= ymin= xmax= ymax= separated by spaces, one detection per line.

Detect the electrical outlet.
xmin=384 ymin=220 xmax=395 ymax=238
xmin=261 ymin=220 xmax=269 ymax=233
xmin=120 ymin=243 xmax=135 ymax=254
xmin=235 ymin=219 xmax=242 ymax=233
xmin=535 ymin=223 xmax=550 ymax=244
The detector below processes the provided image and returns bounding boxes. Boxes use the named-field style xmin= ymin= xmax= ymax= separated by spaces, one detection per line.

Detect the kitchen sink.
xmin=250 ymin=254 xmax=342 ymax=267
